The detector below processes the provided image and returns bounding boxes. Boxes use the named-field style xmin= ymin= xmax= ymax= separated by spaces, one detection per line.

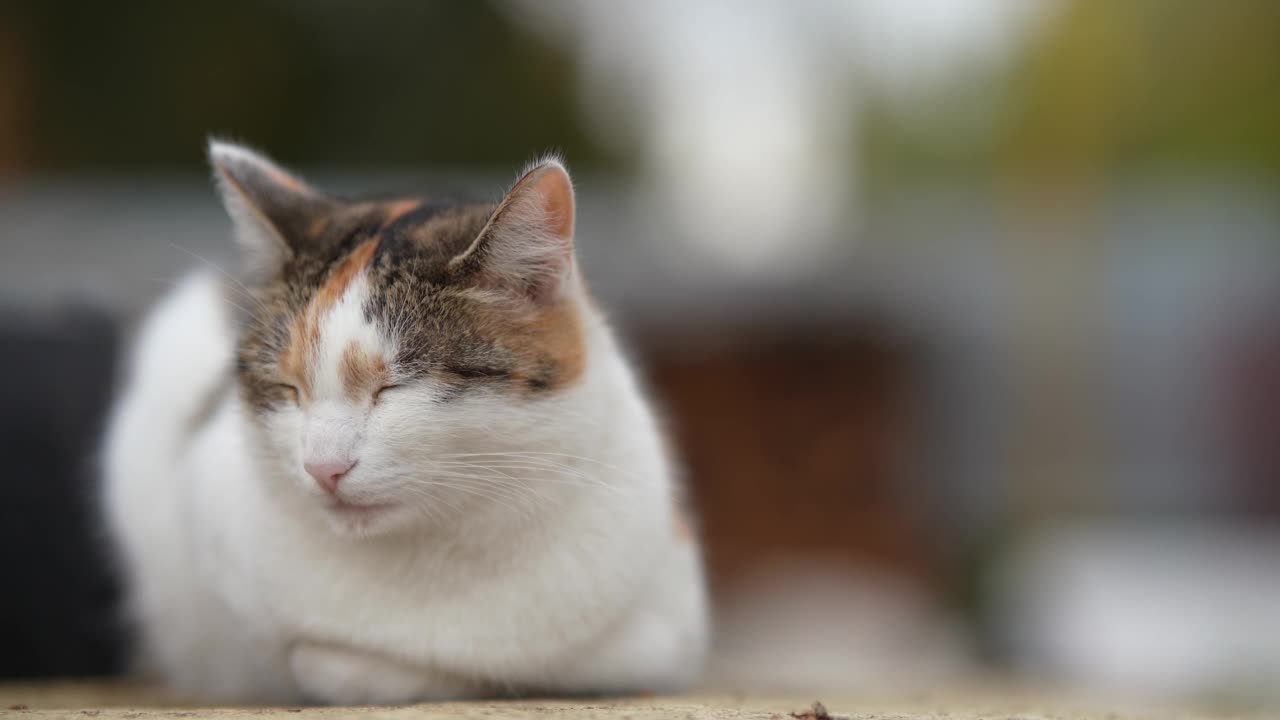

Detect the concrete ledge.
xmin=0 ymin=682 xmax=1258 ymax=720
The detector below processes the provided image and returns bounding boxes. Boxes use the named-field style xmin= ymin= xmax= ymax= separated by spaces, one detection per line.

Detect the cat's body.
xmin=101 ymin=143 xmax=707 ymax=704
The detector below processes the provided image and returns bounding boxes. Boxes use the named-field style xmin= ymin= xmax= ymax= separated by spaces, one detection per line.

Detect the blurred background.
xmin=1 ymin=0 xmax=1278 ymax=710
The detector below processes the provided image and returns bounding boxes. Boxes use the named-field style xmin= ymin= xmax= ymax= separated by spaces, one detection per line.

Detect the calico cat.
xmin=101 ymin=141 xmax=707 ymax=704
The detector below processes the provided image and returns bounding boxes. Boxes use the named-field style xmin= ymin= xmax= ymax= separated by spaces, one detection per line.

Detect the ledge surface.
xmin=0 ymin=681 xmax=1260 ymax=720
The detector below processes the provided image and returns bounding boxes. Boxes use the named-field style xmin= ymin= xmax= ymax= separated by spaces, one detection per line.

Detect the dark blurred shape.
xmin=0 ymin=306 xmax=124 ymax=678
xmin=644 ymin=326 xmax=930 ymax=590
xmin=1222 ymin=316 xmax=1280 ymax=517
xmin=0 ymin=0 xmax=614 ymax=174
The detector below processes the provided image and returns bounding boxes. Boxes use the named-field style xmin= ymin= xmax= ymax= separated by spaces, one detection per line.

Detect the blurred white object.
xmin=506 ymin=0 xmax=1052 ymax=278
xmin=995 ymin=522 xmax=1280 ymax=700
xmin=706 ymin=560 xmax=973 ymax=693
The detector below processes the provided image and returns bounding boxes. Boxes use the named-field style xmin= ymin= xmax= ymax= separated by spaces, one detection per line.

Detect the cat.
xmin=100 ymin=141 xmax=708 ymax=704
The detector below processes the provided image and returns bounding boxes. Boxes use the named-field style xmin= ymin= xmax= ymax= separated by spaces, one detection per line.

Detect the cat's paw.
xmin=288 ymin=642 xmax=457 ymax=705
xmin=555 ymin=608 xmax=706 ymax=695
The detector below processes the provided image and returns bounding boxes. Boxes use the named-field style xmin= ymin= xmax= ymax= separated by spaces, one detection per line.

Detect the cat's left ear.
xmin=450 ymin=156 xmax=576 ymax=304
xmin=208 ymin=140 xmax=331 ymax=275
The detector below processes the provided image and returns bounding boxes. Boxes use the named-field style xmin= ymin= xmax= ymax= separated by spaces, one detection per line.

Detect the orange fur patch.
xmin=314 ymin=238 xmax=379 ymax=313
xmin=383 ymin=198 xmax=420 ymax=223
xmin=341 ymin=340 xmax=387 ymax=401
xmin=279 ymin=239 xmax=380 ymax=396
xmin=492 ymin=297 xmax=586 ymax=391
xmin=529 ymin=300 xmax=586 ymax=387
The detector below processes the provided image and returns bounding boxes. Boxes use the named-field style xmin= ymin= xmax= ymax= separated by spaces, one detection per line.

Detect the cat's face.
xmin=211 ymin=142 xmax=587 ymax=537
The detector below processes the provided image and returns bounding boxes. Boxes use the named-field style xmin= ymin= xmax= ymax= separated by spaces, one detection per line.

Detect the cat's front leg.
xmin=288 ymin=642 xmax=466 ymax=705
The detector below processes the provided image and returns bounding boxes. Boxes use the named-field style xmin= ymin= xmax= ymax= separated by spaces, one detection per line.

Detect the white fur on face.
xmin=264 ymin=270 xmax=408 ymax=536
xmin=264 ymin=267 xmax=587 ymax=538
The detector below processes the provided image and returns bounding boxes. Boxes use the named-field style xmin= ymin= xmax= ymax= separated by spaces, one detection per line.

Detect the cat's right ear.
xmin=208 ymin=140 xmax=329 ymax=275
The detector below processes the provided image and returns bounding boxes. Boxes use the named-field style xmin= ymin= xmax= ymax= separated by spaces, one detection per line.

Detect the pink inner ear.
xmin=530 ymin=165 xmax=575 ymax=242
xmin=448 ymin=160 xmax=578 ymax=304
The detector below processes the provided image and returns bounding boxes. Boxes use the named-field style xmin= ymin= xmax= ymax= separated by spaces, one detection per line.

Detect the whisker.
xmin=151 ymin=277 xmax=256 ymax=317
xmin=407 ymin=479 xmax=531 ymax=517
xmin=169 ymin=244 xmax=269 ymax=314
xmin=434 ymin=451 xmax=644 ymax=482
xmin=427 ymin=461 xmax=629 ymax=496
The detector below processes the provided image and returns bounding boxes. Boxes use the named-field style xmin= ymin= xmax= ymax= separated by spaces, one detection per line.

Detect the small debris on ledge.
xmin=789 ymin=700 xmax=849 ymax=720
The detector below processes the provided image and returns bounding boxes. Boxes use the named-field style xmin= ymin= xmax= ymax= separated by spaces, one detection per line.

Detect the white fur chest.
xmin=183 ymin=391 xmax=673 ymax=683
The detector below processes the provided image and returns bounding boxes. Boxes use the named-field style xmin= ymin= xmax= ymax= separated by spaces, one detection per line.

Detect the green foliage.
xmin=2 ymin=0 xmax=618 ymax=171
xmin=862 ymin=0 xmax=1280 ymax=188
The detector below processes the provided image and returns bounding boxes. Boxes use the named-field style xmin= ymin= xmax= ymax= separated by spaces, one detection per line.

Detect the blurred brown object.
xmin=641 ymin=325 xmax=932 ymax=594
xmin=1223 ymin=320 xmax=1280 ymax=517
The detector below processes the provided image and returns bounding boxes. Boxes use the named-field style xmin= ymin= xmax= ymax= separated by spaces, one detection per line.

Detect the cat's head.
xmin=210 ymin=141 xmax=590 ymax=537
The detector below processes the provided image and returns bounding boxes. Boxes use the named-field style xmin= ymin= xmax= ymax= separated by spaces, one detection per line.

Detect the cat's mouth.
xmin=325 ymin=498 xmax=393 ymax=517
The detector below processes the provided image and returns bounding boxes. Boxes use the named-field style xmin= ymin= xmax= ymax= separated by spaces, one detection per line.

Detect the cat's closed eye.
xmin=373 ymin=384 xmax=403 ymax=402
xmin=445 ymin=366 xmax=510 ymax=381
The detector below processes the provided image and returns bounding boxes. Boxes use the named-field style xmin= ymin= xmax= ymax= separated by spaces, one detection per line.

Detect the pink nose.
xmin=304 ymin=458 xmax=356 ymax=495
